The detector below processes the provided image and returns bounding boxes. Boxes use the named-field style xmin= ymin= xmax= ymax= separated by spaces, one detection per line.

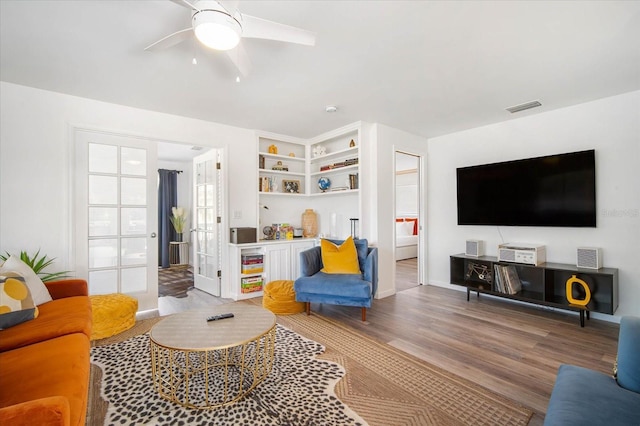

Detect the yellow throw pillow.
xmin=321 ymin=237 xmax=361 ymax=274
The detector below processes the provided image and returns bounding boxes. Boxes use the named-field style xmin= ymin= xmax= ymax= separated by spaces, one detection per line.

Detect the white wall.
xmin=427 ymin=91 xmax=640 ymax=318
xmin=0 ymin=82 xmax=256 ymax=273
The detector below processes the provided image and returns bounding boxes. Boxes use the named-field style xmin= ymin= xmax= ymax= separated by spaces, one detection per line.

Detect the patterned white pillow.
xmin=0 ymin=255 xmax=52 ymax=305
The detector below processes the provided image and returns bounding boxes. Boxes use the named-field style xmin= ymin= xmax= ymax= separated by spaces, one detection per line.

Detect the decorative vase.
xmin=175 ymin=233 xmax=183 ymax=242
xmin=302 ymin=209 xmax=318 ymax=238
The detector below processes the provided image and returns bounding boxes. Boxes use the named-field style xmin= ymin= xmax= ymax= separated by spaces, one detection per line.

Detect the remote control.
xmin=207 ymin=313 xmax=234 ymax=322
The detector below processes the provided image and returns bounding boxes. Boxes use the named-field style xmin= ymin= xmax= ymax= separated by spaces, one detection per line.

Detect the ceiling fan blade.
xmin=241 ymin=14 xmax=316 ymax=46
xmin=144 ymin=28 xmax=193 ymax=51
xmin=225 ymin=43 xmax=251 ymax=76
xmin=218 ymin=1 xmax=239 ymax=15
xmin=170 ymin=0 xmax=201 ymax=12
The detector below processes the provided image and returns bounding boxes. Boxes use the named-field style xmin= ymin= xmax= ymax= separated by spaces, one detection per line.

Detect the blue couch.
xmin=294 ymin=238 xmax=378 ymax=321
xmin=544 ymin=316 xmax=640 ymax=425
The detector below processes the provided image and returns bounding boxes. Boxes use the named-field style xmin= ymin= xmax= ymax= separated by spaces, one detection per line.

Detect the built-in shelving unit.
xmin=228 ymin=239 xmax=316 ymax=300
xmin=258 ymin=135 xmax=307 ymax=195
xmin=256 ymin=123 xmax=362 ymax=239
xmin=450 ymin=253 xmax=618 ymax=326
xmin=309 ymin=131 xmax=359 ymax=196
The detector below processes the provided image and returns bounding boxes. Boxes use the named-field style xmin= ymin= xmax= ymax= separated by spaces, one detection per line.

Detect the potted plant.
xmin=170 ymin=206 xmax=188 ymax=242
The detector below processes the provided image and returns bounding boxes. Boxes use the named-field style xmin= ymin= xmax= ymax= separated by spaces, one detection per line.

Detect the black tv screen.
xmin=456 ymin=150 xmax=596 ymax=227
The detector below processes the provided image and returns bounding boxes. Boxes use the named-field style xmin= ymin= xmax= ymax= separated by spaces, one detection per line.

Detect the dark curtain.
xmin=158 ymin=169 xmax=178 ymax=268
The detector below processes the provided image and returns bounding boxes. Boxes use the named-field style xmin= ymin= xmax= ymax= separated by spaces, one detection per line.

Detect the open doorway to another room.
xmin=157 ymin=143 xmax=205 ymax=299
xmin=395 ymin=151 xmax=420 ymax=292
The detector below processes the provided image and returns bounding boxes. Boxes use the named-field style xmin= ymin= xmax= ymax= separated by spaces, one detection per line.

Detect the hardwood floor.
xmin=158 ymin=267 xmax=193 ymax=298
xmin=395 ymin=258 xmax=420 ymax=292
xmin=310 ymin=284 xmax=619 ymax=424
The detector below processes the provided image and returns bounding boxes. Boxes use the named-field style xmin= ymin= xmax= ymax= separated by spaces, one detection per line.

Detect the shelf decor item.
xmin=349 ymin=139 xmax=356 ymax=147
xmin=268 ymin=144 xmax=278 ymax=154
xmin=271 ymin=161 xmax=288 ymax=171
xmin=283 ymin=179 xmax=300 ymax=193
xmin=312 ymin=145 xmax=326 ymax=157
xmin=302 ymin=209 xmax=318 ymax=237
xmin=318 ymin=176 xmax=331 ymax=192
xmin=565 ymin=274 xmax=592 ymax=306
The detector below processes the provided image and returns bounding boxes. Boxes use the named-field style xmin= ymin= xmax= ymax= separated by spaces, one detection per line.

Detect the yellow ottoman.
xmin=89 ymin=294 xmax=138 ymax=340
xmin=262 ymin=280 xmax=305 ymax=315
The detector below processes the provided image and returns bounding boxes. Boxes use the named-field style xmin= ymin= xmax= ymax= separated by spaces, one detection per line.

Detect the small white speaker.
xmin=577 ymin=247 xmax=602 ymax=269
xmin=466 ymin=240 xmax=484 ymax=257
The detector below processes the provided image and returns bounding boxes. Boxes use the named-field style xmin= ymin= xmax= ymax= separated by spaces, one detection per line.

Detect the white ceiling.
xmin=1 ymin=1 xmax=639 ymax=140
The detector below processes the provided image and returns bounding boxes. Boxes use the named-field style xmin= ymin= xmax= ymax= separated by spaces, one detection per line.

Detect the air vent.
xmin=191 ymin=146 xmax=204 ymax=151
xmin=506 ymin=100 xmax=542 ymax=114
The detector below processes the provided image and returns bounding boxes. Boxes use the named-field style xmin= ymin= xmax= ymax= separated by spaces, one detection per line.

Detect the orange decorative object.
xmin=566 ymin=274 xmax=592 ymax=306
xmin=89 ymin=293 xmax=138 ymax=340
xmin=262 ymin=280 xmax=305 ymax=315
xmin=268 ymin=144 xmax=278 ymax=154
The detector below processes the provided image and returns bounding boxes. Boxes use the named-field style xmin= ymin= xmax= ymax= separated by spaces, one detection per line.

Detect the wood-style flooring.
xmin=395 ymin=258 xmax=420 ymax=292
xmin=312 ymin=257 xmax=619 ymax=425
xmin=158 ymin=267 xmax=193 ymax=298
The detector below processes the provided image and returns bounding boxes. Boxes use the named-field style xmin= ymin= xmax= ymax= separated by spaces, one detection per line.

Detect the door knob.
xmin=150 ymin=232 xmax=157 ymax=238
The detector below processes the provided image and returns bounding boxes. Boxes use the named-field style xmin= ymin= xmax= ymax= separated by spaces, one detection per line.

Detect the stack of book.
xmin=319 ymin=158 xmax=359 ymax=171
xmin=241 ymin=276 xmax=263 ymax=293
xmin=493 ymin=264 xmax=522 ymax=295
xmin=241 ymin=254 xmax=263 ymax=274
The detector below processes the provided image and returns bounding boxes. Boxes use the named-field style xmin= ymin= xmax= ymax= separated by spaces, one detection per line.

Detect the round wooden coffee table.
xmin=149 ymin=305 xmax=276 ymax=409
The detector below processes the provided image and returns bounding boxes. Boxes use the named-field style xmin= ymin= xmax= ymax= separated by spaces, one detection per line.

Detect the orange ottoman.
xmin=262 ymin=280 xmax=305 ymax=315
xmin=89 ymin=294 xmax=137 ymax=340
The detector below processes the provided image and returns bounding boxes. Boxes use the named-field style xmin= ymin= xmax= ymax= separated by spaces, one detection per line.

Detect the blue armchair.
xmin=294 ymin=238 xmax=378 ymax=321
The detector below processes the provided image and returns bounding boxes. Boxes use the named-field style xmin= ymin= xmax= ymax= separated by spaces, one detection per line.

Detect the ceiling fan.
xmin=145 ymin=0 xmax=316 ymax=76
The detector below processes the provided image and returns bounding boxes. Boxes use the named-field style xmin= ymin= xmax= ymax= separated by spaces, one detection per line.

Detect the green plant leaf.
xmin=3 ymin=249 xmax=72 ymax=282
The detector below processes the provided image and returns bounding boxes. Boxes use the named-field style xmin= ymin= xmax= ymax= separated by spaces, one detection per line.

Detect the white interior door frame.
xmin=394 ymin=149 xmax=427 ymax=287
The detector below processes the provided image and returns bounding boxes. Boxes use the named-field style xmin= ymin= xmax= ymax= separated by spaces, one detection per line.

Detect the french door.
xmin=192 ymin=149 xmax=222 ymax=296
xmin=74 ymin=129 xmax=158 ymax=312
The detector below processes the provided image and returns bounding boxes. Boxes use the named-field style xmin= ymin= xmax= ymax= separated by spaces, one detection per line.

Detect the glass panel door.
xmin=193 ymin=149 xmax=221 ymax=296
xmin=75 ymin=129 xmax=158 ymax=312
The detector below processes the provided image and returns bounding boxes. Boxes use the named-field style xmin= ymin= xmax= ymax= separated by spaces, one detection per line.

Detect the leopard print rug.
xmin=90 ymin=324 xmax=367 ymax=425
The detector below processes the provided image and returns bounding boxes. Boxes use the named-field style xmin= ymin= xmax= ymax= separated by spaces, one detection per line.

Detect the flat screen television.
xmin=456 ymin=150 xmax=596 ymax=227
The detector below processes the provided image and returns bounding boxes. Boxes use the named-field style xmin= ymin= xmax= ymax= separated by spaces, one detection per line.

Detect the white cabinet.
xmin=227 ymin=239 xmax=317 ymax=300
xmin=264 ymin=244 xmax=291 ymax=281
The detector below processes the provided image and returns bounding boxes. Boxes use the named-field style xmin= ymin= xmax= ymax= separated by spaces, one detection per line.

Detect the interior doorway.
xmin=394 ymin=151 xmax=422 ymax=292
xmin=157 ymin=143 xmax=222 ymax=301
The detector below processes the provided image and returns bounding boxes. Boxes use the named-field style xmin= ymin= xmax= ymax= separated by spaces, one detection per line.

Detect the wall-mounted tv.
xmin=456 ymin=150 xmax=596 ymax=227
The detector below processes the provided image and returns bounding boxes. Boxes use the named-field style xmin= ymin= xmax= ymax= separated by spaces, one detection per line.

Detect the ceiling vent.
xmin=506 ymin=100 xmax=542 ymax=114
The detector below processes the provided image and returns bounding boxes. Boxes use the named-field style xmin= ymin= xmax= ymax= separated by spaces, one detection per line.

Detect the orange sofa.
xmin=0 ymin=279 xmax=92 ymax=426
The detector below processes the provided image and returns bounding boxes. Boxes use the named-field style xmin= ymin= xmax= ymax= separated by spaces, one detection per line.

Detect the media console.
xmin=450 ymin=253 xmax=618 ymax=327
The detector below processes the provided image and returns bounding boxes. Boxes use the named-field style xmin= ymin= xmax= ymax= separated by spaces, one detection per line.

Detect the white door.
xmin=192 ymin=150 xmax=222 ymax=296
xmin=74 ymin=129 xmax=158 ymax=312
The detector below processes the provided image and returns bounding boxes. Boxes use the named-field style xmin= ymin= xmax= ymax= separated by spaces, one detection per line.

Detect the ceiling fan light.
xmin=193 ymin=11 xmax=241 ymax=51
